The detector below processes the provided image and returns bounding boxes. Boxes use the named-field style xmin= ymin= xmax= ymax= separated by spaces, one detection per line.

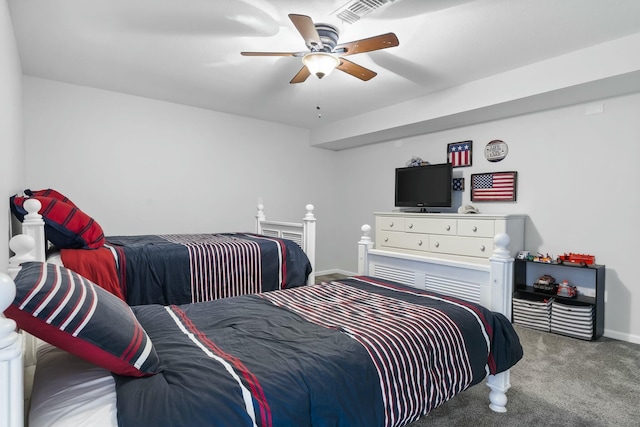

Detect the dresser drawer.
xmin=400 ymin=233 xmax=430 ymax=253
xmin=429 ymin=235 xmax=494 ymax=258
xmin=377 ymin=216 xmax=406 ymax=232
xmin=457 ymin=219 xmax=495 ymax=238
xmin=377 ymin=230 xmax=431 ymax=253
xmin=405 ymin=217 xmax=457 ymax=235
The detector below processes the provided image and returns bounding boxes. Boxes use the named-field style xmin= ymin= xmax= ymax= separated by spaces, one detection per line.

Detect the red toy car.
xmin=556 ymin=253 xmax=595 ymax=267
xmin=557 ymin=280 xmax=578 ymax=298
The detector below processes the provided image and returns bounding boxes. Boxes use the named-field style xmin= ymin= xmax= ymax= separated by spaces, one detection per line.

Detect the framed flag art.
xmin=452 ymin=178 xmax=465 ymax=191
xmin=447 ymin=140 xmax=472 ymax=167
xmin=471 ymin=171 xmax=517 ymax=202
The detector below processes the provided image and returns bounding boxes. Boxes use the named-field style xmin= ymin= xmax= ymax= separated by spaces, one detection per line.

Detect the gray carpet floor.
xmin=409 ymin=325 xmax=640 ymax=426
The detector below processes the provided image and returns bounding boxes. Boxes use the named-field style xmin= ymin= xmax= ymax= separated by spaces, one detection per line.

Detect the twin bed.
xmin=1 ymin=197 xmax=523 ymax=427
xmin=10 ymin=193 xmax=316 ymax=305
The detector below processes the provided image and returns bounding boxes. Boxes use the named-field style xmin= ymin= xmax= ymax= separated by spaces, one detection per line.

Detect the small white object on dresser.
xmin=374 ymin=212 xmax=526 ymax=263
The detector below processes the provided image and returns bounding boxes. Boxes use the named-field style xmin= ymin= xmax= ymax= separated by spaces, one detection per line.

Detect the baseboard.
xmin=314 ymin=268 xmax=357 ymax=277
xmin=603 ymin=329 xmax=640 ymax=345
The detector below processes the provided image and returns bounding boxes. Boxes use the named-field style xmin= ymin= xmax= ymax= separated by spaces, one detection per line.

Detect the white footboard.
xmin=255 ymin=204 xmax=316 ymax=285
xmin=357 ymin=224 xmax=514 ymax=412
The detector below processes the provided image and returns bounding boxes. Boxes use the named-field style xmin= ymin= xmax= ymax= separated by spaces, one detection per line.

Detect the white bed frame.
xmin=1 ymin=215 xmax=515 ymax=427
xmin=357 ymin=224 xmax=514 ymax=414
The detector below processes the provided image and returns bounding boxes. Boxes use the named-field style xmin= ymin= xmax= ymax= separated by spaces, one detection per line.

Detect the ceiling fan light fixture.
xmin=302 ymin=52 xmax=340 ymax=79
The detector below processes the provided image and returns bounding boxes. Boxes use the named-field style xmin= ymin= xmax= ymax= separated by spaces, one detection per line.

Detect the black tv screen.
xmin=395 ymin=163 xmax=452 ymax=208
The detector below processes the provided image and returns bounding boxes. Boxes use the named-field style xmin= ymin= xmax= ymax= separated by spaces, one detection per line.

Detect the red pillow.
xmin=24 ymin=188 xmax=78 ymax=208
xmin=6 ymin=262 xmax=160 ymax=377
xmin=10 ymin=195 xmax=105 ymax=249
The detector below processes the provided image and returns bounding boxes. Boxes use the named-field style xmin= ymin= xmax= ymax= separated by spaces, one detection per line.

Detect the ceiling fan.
xmin=241 ymin=14 xmax=399 ymax=84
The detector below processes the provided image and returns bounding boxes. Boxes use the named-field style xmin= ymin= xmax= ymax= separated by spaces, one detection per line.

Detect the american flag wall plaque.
xmin=447 ymin=140 xmax=472 ymax=168
xmin=471 ymin=171 xmax=517 ymax=202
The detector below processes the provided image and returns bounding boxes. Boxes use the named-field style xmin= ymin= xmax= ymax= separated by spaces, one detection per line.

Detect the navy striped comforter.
xmin=114 ymin=276 xmax=523 ymax=427
xmin=106 ymin=233 xmax=311 ymax=305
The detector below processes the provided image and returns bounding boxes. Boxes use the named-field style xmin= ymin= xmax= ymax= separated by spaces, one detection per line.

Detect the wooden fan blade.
xmin=336 ymin=58 xmax=377 ymax=81
xmin=289 ymin=14 xmax=323 ymax=50
xmin=290 ymin=66 xmax=311 ymax=84
xmin=334 ymin=33 xmax=399 ymax=56
xmin=241 ymin=51 xmax=305 ymax=57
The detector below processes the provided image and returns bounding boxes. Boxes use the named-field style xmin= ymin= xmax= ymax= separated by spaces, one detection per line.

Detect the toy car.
xmin=556 ymin=253 xmax=595 ymax=267
xmin=557 ymin=280 xmax=578 ymax=298
xmin=529 ymin=253 xmax=553 ymax=263
xmin=533 ymin=274 xmax=558 ymax=294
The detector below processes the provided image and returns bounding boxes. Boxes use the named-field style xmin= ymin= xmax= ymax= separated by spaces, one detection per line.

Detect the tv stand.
xmin=374 ymin=212 xmax=525 ymax=263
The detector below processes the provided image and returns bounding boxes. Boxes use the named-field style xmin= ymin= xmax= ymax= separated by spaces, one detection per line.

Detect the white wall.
xmin=0 ymin=0 xmax=24 ymax=271
xmin=334 ymin=93 xmax=640 ymax=343
xmin=22 ymin=77 xmax=340 ymax=272
xmin=20 ymin=76 xmax=640 ymax=343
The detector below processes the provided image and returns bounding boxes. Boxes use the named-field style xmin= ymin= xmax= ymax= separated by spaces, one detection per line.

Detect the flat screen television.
xmin=395 ymin=163 xmax=452 ymax=209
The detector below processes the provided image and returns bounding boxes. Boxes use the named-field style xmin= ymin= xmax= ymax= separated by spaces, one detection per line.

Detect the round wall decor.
xmin=484 ymin=139 xmax=508 ymax=162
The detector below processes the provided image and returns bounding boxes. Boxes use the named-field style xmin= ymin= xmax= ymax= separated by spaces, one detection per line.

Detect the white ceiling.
xmin=8 ymin=0 xmax=640 ymax=131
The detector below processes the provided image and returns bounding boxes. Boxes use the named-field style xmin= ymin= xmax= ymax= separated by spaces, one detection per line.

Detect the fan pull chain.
xmin=316 ymin=79 xmax=322 ymax=119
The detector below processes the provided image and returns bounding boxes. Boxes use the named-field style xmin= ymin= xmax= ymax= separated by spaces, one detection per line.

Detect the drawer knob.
xmin=480 ymin=245 xmax=485 ymax=252
xmin=389 ymin=222 xmax=394 ymax=228
xmin=408 ymin=223 xmax=413 ymax=229
xmin=446 ymin=225 xmax=451 ymax=231
xmin=418 ymin=240 xmax=423 ymax=246
xmin=472 ymin=226 xmax=478 ymax=232
xmin=384 ymin=237 xmax=389 ymax=242
xmin=435 ymin=241 xmax=440 ymax=248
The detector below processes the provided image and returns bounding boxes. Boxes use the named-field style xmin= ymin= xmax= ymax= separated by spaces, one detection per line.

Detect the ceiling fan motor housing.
xmin=313 ymin=23 xmax=339 ymax=52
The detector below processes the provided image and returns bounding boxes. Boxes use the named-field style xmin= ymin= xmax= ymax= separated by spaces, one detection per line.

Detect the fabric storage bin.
xmin=513 ymin=291 xmax=552 ymax=331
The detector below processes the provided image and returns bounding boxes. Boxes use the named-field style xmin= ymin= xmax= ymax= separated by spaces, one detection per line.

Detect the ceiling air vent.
xmin=331 ymin=0 xmax=397 ymax=24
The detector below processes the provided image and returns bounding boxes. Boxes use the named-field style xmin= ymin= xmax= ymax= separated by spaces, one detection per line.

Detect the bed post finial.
xmin=492 ymin=233 xmax=511 ymax=259
xmin=0 ymin=273 xmax=17 ymax=323
xmin=358 ymin=224 xmax=373 ymax=275
xmin=304 ymin=204 xmax=315 ymax=220
xmin=21 ymin=197 xmax=46 ymax=262
xmin=8 ymin=234 xmax=37 ymax=279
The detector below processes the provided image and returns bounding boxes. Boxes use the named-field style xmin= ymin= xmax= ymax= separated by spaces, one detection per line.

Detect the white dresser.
xmin=374 ymin=212 xmax=526 ymax=264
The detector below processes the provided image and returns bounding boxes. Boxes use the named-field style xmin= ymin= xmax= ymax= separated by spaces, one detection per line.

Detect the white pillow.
xmin=29 ymin=343 xmax=117 ymax=427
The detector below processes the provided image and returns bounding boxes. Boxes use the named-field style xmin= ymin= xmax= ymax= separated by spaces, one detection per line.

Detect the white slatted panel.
xmin=425 ymin=275 xmax=481 ymax=304
xmin=260 ymin=229 xmax=280 ymax=238
xmin=372 ymin=265 xmax=415 ymax=286
xmin=282 ymin=231 xmax=303 ymax=247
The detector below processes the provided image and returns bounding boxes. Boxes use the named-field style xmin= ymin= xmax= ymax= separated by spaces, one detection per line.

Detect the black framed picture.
xmin=471 ymin=171 xmax=517 ymax=202
xmin=447 ymin=140 xmax=472 ymax=168
xmin=452 ymin=178 xmax=465 ymax=191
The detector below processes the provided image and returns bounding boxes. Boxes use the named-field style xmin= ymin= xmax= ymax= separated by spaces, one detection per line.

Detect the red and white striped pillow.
xmin=5 ymin=262 xmax=160 ymax=377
